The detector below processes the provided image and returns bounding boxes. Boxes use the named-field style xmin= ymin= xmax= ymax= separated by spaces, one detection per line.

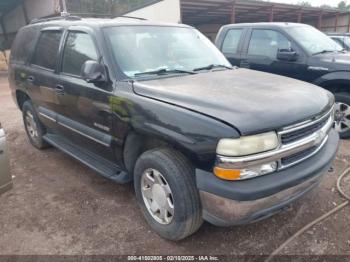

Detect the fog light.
xmin=214 ymin=162 xmax=277 ymax=181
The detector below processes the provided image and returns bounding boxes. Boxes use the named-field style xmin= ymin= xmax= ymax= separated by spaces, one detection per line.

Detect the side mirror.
xmin=81 ymin=60 xmax=107 ymax=84
xmin=277 ymin=49 xmax=298 ymax=62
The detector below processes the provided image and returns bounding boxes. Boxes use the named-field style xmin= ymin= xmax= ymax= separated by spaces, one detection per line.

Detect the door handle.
xmin=55 ymin=85 xmax=65 ymax=95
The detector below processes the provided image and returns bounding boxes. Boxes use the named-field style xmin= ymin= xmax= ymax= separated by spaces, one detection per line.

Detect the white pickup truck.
xmin=0 ymin=124 xmax=12 ymax=195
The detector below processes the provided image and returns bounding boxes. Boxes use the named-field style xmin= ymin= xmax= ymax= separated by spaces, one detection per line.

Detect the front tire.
xmin=22 ymin=101 xmax=50 ymax=149
xmin=334 ymin=92 xmax=350 ymax=139
xmin=134 ymin=148 xmax=203 ymax=240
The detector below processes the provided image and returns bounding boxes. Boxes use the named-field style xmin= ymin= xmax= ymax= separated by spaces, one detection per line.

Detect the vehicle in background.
xmin=216 ymin=23 xmax=350 ymax=138
xmin=0 ymin=123 xmax=12 ymax=195
xmin=9 ymin=17 xmax=339 ymax=240
xmin=327 ymin=33 xmax=350 ymax=51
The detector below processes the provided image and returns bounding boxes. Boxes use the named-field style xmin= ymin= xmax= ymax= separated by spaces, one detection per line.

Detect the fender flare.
xmin=313 ymin=71 xmax=350 ymax=89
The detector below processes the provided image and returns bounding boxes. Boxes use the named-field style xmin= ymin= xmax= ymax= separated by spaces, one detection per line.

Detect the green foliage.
xmin=112 ymin=0 xmax=155 ymax=16
xmin=66 ymin=0 xmax=113 ymax=14
xmin=338 ymin=1 xmax=350 ymax=11
xmin=297 ymin=1 xmax=312 ymax=7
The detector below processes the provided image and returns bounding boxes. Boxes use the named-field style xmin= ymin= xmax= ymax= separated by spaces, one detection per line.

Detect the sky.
xmin=263 ymin=0 xmax=340 ymax=7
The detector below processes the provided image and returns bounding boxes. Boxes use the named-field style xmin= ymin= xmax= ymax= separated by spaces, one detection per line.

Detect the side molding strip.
xmin=38 ymin=106 xmax=112 ymax=148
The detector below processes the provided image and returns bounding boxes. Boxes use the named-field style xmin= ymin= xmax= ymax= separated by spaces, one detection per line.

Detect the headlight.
xmin=216 ymin=131 xmax=279 ymax=156
xmin=214 ymin=132 xmax=279 ymax=181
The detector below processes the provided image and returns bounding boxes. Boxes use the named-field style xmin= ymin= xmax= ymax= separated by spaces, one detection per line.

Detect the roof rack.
xmin=114 ymin=15 xmax=148 ymax=21
xmin=30 ymin=14 xmax=82 ymax=25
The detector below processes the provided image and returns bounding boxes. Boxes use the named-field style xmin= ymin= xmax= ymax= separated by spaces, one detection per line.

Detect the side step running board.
xmin=43 ymin=133 xmax=132 ymax=184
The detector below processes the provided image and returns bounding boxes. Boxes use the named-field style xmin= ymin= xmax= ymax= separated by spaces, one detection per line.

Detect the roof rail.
xmin=30 ymin=15 xmax=82 ymax=25
xmin=114 ymin=15 xmax=148 ymax=21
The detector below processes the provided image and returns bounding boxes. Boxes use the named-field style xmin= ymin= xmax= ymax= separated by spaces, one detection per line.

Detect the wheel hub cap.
xmin=152 ymin=184 xmax=167 ymax=207
xmin=334 ymin=102 xmax=350 ymax=134
xmin=25 ymin=112 xmax=38 ymax=139
xmin=141 ymin=169 xmax=174 ymax=225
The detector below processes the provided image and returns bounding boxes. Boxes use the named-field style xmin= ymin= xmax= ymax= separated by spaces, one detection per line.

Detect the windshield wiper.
xmin=312 ymin=50 xmax=336 ymax=56
xmin=134 ymin=68 xmax=196 ymax=77
xmin=193 ymin=64 xmax=233 ymax=72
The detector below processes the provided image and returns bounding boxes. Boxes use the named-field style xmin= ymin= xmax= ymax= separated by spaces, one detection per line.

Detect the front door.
xmin=57 ymin=30 xmax=116 ymax=162
xmin=241 ymin=28 xmax=308 ymax=81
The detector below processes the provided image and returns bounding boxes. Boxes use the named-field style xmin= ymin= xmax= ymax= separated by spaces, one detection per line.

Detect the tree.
xmin=320 ymin=4 xmax=333 ymax=9
xmin=66 ymin=0 xmax=113 ymax=15
xmin=338 ymin=1 xmax=350 ymax=11
xmin=112 ymin=0 xmax=154 ymax=16
xmin=298 ymin=1 xmax=312 ymax=7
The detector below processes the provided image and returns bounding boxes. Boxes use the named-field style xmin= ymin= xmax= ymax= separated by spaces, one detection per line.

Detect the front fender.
xmin=117 ymin=91 xmax=239 ymax=165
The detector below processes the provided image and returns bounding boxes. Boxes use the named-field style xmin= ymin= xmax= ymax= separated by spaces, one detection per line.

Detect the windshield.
xmin=103 ymin=26 xmax=231 ymax=78
xmin=286 ymin=25 xmax=343 ymax=55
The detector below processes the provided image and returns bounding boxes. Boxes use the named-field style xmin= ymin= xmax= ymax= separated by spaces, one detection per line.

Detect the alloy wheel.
xmin=25 ymin=111 xmax=38 ymax=139
xmin=141 ymin=168 xmax=174 ymax=225
xmin=334 ymin=102 xmax=350 ymax=134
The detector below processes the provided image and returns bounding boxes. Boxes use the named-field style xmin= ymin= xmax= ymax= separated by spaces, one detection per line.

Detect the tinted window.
xmin=11 ymin=27 xmax=40 ymax=64
xmin=32 ymin=31 xmax=62 ymax=70
xmin=248 ymin=29 xmax=291 ymax=59
xmin=222 ymin=29 xmax=243 ymax=53
xmin=62 ymin=32 xmax=98 ymax=76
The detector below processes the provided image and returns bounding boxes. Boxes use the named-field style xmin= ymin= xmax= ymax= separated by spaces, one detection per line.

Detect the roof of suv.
xmin=26 ymin=16 xmax=191 ymax=29
xmin=222 ymin=22 xmax=309 ymax=29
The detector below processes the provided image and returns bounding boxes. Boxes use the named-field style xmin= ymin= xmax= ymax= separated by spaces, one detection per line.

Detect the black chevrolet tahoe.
xmin=9 ymin=17 xmax=339 ymax=240
xmin=216 ymin=23 xmax=350 ymax=138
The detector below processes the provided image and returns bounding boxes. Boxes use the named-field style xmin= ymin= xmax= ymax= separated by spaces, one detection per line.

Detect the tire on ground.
xmin=22 ymin=100 xmax=50 ymax=149
xmin=134 ymin=147 xmax=203 ymax=240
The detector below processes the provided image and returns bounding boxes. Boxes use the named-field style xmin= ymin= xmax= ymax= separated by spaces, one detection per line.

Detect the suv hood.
xmin=133 ymin=69 xmax=334 ymax=135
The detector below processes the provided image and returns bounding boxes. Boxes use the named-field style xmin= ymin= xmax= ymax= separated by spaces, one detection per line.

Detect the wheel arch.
xmin=122 ymin=130 xmax=198 ymax=175
xmin=15 ymin=90 xmax=31 ymax=111
xmin=314 ymin=73 xmax=350 ymax=94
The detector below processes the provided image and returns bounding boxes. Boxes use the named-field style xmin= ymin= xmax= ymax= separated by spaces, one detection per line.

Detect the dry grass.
xmin=0 ymin=50 xmax=10 ymax=71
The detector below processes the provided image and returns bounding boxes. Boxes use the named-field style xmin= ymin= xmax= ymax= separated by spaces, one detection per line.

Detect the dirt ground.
xmin=0 ymin=73 xmax=349 ymax=256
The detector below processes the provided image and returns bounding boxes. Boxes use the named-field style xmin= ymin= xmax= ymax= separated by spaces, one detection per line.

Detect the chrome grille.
xmin=278 ymin=106 xmax=334 ymax=169
xmin=281 ymin=146 xmax=317 ymax=166
xmin=281 ymin=117 xmax=329 ymax=144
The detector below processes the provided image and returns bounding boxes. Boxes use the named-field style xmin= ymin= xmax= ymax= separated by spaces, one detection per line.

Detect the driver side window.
xmin=62 ymin=32 xmax=98 ymax=77
xmin=248 ymin=29 xmax=291 ymax=59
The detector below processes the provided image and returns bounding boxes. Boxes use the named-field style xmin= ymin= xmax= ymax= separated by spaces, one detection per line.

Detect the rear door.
xmin=27 ymin=28 xmax=64 ymax=130
xmin=56 ymin=28 xmax=116 ymax=162
xmin=217 ymin=28 xmax=245 ymax=67
xmin=241 ymin=28 xmax=309 ymax=80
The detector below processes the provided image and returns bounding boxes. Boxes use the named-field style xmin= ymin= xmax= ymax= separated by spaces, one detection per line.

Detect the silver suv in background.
xmin=0 ymin=123 xmax=12 ymax=195
xmin=327 ymin=33 xmax=350 ymax=51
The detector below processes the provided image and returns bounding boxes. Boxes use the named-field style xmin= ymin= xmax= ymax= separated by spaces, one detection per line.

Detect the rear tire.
xmin=22 ymin=101 xmax=50 ymax=149
xmin=134 ymin=148 xmax=203 ymax=240
xmin=334 ymin=92 xmax=350 ymax=139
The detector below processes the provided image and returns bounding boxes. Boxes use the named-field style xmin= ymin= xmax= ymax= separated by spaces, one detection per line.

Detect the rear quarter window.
xmin=10 ymin=27 xmax=40 ymax=64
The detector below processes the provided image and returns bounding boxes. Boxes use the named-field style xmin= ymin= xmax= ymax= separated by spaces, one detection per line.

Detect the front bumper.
xmin=196 ymin=129 xmax=339 ymax=226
